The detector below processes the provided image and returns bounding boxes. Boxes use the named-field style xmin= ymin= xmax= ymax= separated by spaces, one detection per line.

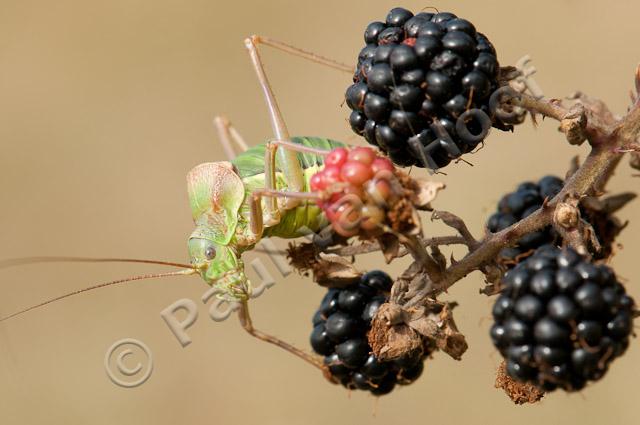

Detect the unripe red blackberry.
xmin=491 ymin=247 xmax=635 ymax=392
xmin=310 ymin=270 xmax=429 ymax=395
xmin=311 ymin=146 xmax=398 ymax=237
xmin=347 ymin=7 xmax=516 ymax=169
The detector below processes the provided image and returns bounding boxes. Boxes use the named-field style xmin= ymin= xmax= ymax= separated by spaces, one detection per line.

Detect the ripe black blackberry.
xmin=310 ymin=270 xmax=428 ymax=395
xmin=490 ymin=246 xmax=636 ymax=392
xmin=346 ymin=7 xmax=515 ymax=169
xmin=486 ymin=175 xmax=622 ymax=266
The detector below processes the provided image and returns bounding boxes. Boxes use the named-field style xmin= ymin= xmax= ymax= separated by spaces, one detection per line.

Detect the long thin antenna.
xmin=0 ymin=256 xmax=195 ymax=271
xmin=0 ymin=268 xmax=197 ymax=322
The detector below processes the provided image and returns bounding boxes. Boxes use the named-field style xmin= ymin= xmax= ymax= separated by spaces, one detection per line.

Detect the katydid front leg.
xmin=248 ymin=188 xmax=322 ymax=239
xmin=248 ymin=138 xmax=331 ymax=238
xmin=262 ymin=139 xmax=332 ymax=222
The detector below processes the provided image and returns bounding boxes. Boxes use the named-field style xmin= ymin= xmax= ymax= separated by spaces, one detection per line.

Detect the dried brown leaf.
xmin=312 ymin=253 xmax=361 ymax=288
xmin=480 ymin=264 xmax=504 ymax=296
xmin=601 ymin=192 xmax=637 ymax=213
xmin=498 ymin=65 xmax=520 ymax=83
xmin=495 ymin=361 xmax=545 ymax=405
xmin=581 ymin=195 xmax=633 ymax=260
xmin=580 ymin=196 xmax=606 ymax=212
xmin=368 ymin=303 xmax=423 ymax=361
xmin=376 ymin=233 xmax=400 ymax=264
xmin=406 ymin=303 xmax=468 ymax=360
xmin=392 ymin=262 xmax=430 ymax=305
xmin=388 ymin=198 xmax=421 ymax=235
xmin=286 ymin=242 xmax=319 ymax=275
xmin=410 ymin=179 xmax=446 ymax=210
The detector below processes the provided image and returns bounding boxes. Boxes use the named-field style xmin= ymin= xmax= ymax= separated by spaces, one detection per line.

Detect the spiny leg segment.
xmin=244 ymin=35 xmax=299 ymax=222
xmin=238 ymin=300 xmax=325 ymax=371
xmin=239 ymin=36 xmax=352 ymax=370
xmin=248 ymin=35 xmax=353 ymax=75
xmin=245 ymin=35 xmax=353 ymax=236
xmin=216 ymin=35 xmax=349 ymax=162
xmin=247 ymin=139 xmax=331 ymax=238
xmin=249 ymin=189 xmax=322 ymax=238
xmin=244 ymin=35 xmax=351 ymax=217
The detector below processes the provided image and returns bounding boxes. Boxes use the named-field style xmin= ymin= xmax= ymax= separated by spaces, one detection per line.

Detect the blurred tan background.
xmin=1 ymin=0 xmax=639 ymax=424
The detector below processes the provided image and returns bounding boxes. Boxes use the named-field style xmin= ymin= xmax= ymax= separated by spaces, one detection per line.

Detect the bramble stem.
xmin=401 ymin=234 xmax=443 ymax=282
xmin=418 ymin=82 xmax=640 ymax=301
xmin=325 ymin=235 xmax=467 ymax=257
xmin=312 ymin=71 xmax=639 ymax=315
xmin=511 ymin=93 xmax=568 ymax=121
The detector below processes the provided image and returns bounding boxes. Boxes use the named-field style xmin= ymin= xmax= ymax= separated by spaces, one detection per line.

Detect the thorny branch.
xmin=431 ymin=210 xmax=479 ymax=249
xmin=404 ymin=68 xmax=640 ymax=307
xmin=288 ymin=66 xmax=639 ymax=372
xmin=325 ymin=235 xmax=468 ymax=257
xmin=308 ymin=67 xmax=639 ymax=311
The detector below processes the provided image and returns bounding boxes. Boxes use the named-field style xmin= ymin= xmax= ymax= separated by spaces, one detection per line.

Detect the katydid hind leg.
xmin=271 ymin=139 xmax=331 ymax=157
xmin=244 ymin=36 xmax=305 ymax=203
xmin=248 ymin=35 xmax=353 ymax=74
xmin=244 ymin=36 xmax=290 ymax=143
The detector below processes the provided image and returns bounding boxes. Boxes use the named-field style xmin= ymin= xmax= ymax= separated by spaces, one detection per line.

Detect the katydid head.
xmin=187 ymin=237 xmax=249 ymax=300
xmin=186 ymin=161 xmax=250 ymax=300
xmin=0 ymin=161 xmax=250 ymax=321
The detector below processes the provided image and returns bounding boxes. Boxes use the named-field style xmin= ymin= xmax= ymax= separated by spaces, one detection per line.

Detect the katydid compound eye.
xmin=205 ymin=246 xmax=216 ymax=260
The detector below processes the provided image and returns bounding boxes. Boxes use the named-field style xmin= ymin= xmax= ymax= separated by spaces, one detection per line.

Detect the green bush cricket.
xmin=0 ymin=36 xmax=356 ymax=371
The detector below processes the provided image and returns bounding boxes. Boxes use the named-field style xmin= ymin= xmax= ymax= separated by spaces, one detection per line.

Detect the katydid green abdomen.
xmin=231 ymin=136 xmax=345 ymax=239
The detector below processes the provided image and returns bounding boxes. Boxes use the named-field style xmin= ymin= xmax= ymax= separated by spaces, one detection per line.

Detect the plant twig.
xmin=324 ymin=236 xmax=467 ymax=257
xmin=400 ymin=234 xmax=443 ymax=282
xmin=404 ymin=71 xmax=640 ymax=306
xmin=431 ymin=210 xmax=479 ymax=249
xmin=510 ymin=92 xmax=568 ymax=121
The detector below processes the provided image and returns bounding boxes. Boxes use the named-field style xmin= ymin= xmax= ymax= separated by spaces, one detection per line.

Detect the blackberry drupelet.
xmin=486 ymin=175 xmax=622 ymax=266
xmin=310 ymin=270 xmax=429 ymax=395
xmin=490 ymin=246 xmax=635 ymax=392
xmin=347 ymin=7 xmax=515 ymax=169
xmin=487 ymin=175 xmax=563 ymax=264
